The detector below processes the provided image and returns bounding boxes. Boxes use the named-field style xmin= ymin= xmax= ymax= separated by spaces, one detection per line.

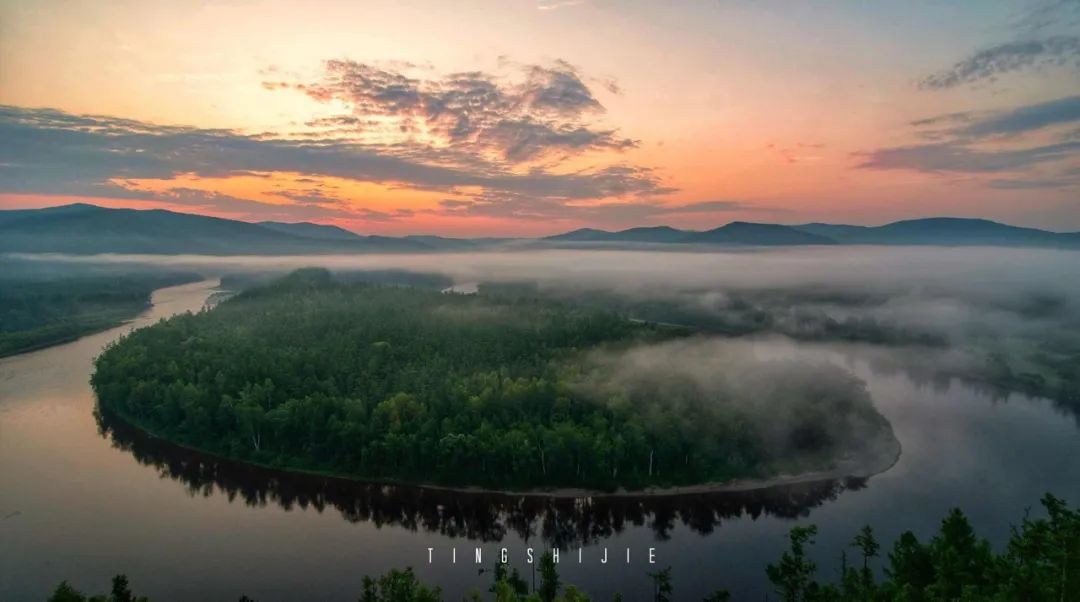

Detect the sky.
xmin=1 ymin=0 xmax=1078 ymax=236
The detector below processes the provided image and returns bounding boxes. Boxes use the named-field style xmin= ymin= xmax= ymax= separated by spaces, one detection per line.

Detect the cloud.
xmin=955 ymin=95 xmax=1080 ymax=138
xmin=917 ymin=35 xmax=1080 ymax=90
xmin=0 ymin=105 xmax=671 ymax=216
xmin=1012 ymin=0 xmax=1080 ymax=36
xmin=916 ymin=1 xmax=1080 ymax=92
xmin=521 ymin=60 xmax=603 ymax=115
xmin=863 ymin=96 xmax=1080 ymax=184
xmin=910 ymin=111 xmax=976 ymax=129
xmin=765 ymin=141 xmax=827 ymax=164
xmin=662 ymin=200 xmax=772 ymax=214
xmin=910 ymin=96 xmax=1080 ymax=143
xmin=435 ymin=195 xmax=768 ymax=222
xmin=987 ymin=176 xmax=1080 ymax=190
xmin=275 ymin=187 xmax=345 ymax=205
xmin=149 ymin=187 xmax=353 ymax=221
xmin=537 ymin=0 xmax=586 ymax=11
xmin=855 ymin=141 xmax=1080 ymax=173
xmin=265 ymin=59 xmax=635 ymax=163
xmin=479 ymin=119 xmax=635 ymax=162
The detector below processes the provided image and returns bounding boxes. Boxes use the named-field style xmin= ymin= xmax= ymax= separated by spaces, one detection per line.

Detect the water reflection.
xmin=96 ymin=406 xmax=867 ymax=548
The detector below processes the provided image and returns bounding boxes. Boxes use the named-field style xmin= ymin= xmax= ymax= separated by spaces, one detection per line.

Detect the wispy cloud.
xmin=860 ymin=95 xmax=1080 ymax=189
xmin=909 ymin=111 xmax=976 ymax=129
xmin=911 ymin=95 xmax=1080 ymax=141
xmin=856 ymin=141 xmax=1080 ymax=173
xmin=765 ymin=142 xmax=826 ymax=164
xmin=436 ymin=195 xmax=773 ymax=222
xmin=1012 ymin=0 xmax=1080 ymax=36
xmin=536 ymin=0 xmax=586 ymax=11
xmin=987 ymin=176 xmax=1080 ymax=190
xmin=917 ymin=1 xmax=1080 ymax=90
xmin=917 ymin=36 xmax=1080 ymax=90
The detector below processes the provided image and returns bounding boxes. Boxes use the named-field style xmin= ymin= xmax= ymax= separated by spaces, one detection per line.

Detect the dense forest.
xmin=47 ymin=494 xmax=1078 ymax=601
xmin=0 ymin=259 xmax=200 ymax=357
xmin=91 ymin=268 xmax=894 ymax=490
xmin=218 ymin=268 xmax=453 ymax=292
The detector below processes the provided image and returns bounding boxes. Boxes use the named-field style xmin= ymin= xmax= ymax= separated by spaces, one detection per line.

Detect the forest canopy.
xmin=0 ymin=258 xmax=200 ymax=357
xmin=91 ymin=268 xmax=895 ymax=490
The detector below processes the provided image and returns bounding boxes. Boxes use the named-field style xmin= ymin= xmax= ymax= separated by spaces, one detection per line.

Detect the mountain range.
xmin=0 ymin=204 xmax=437 ymax=254
xmin=0 ymin=203 xmax=1077 ymax=255
xmin=547 ymin=222 xmax=835 ymax=245
xmin=545 ymin=218 xmax=1080 ymax=248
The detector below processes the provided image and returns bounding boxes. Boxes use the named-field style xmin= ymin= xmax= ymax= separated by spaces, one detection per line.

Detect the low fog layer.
xmin=16 ymin=246 xmax=1078 ymax=335
xmin=11 ymin=246 xmax=1080 ymax=402
xmin=577 ymin=336 xmax=892 ymax=462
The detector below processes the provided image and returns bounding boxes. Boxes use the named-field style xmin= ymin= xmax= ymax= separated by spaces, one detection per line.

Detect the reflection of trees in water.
xmin=97 ymin=407 xmax=864 ymax=548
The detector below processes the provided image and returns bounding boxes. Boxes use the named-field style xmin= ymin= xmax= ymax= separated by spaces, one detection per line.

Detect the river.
xmin=2 ymin=279 xmax=1078 ymax=601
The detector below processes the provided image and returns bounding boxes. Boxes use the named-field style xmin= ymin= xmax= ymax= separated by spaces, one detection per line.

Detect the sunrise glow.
xmin=1 ymin=0 xmax=1078 ymax=235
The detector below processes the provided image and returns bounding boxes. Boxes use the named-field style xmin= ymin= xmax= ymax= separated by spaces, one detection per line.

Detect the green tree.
xmin=766 ymin=525 xmax=819 ymax=602
xmin=646 ymin=567 xmax=672 ymax=602
xmin=852 ymin=525 xmax=880 ymax=594
xmin=538 ymin=552 xmax=560 ymax=602
xmin=356 ymin=567 xmax=440 ymax=602
xmin=47 ymin=582 xmax=88 ymax=602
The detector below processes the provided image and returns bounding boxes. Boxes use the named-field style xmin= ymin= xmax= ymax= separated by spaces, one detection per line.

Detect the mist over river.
xmin=2 ymin=265 xmax=1079 ymax=600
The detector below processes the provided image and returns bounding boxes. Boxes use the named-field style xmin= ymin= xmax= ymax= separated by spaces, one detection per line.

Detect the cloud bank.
xmin=858 ymin=96 xmax=1080 ymax=188
xmin=264 ymin=59 xmax=637 ymax=164
xmin=0 ymin=98 xmax=672 ymax=224
xmin=0 ymin=59 xmax=689 ymax=228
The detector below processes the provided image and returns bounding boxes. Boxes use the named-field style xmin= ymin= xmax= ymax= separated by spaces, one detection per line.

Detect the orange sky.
xmin=1 ymin=0 xmax=1078 ymax=235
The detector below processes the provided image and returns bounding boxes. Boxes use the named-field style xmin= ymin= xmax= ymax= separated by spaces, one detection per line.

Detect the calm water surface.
xmin=2 ymin=280 xmax=1078 ymax=601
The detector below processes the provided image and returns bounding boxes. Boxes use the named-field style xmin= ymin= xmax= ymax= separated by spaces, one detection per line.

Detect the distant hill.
xmin=684 ymin=222 xmax=835 ymax=245
xmin=794 ymin=218 xmax=1080 ymax=247
xmin=545 ymin=226 xmax=692 ymax=243
xmin=792 ymin=223 xmax=870 ymax=240
xmin=257 ymin=221 xmax=362 ymax=241
xmin=0 ymin=204 xmax=427 ymax=255
xmin=402 ymin=235 xmax=481 ymax=250
xmin=544 ymin=218 xmax=1079 ymax=248
xmin=607 ymin=226 xmax=692 ymax=243
xmin=2 ymin=204 xmax=1077 ymax=254
xmin=0 ymin=202 xmax=102 ymax=226
xmin=544 ymin=227 xmax=613 ymax=242
xmin=544 ymin=222 xmax=833 ymax=246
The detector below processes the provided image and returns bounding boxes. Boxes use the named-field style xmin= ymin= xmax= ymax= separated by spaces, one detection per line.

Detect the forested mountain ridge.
xmin=255 ymin=220 xmax=362 ymax=241
xmin=3 ymin=204 xmax=1077 ymax=254
xmin=686 ymin=222 xmax=835 ymax=245
xmin=543 ymin=218 xmax=1080 ymax=248
xmin=0 ymin=204 xmax=428 ymax=254
xmin=793 ymin=217 xmax=1080 ymax=246
xmin=91 ymin=268 xmax=895 ymax=490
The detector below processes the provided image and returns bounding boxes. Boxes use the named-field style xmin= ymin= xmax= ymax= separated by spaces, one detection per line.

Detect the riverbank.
xmin=98 ymin=400 xmax=901 ymax=499
xmin=0 ymin=269 xmax=203 ymax=358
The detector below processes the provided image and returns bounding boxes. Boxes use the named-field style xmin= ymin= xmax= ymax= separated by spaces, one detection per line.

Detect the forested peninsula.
xmin=91 ymin=268 xmax=896 ymax=491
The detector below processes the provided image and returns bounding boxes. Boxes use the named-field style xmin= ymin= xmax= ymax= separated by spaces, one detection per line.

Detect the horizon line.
xmin=6 ymin=201 xmax=1078 ymax=238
